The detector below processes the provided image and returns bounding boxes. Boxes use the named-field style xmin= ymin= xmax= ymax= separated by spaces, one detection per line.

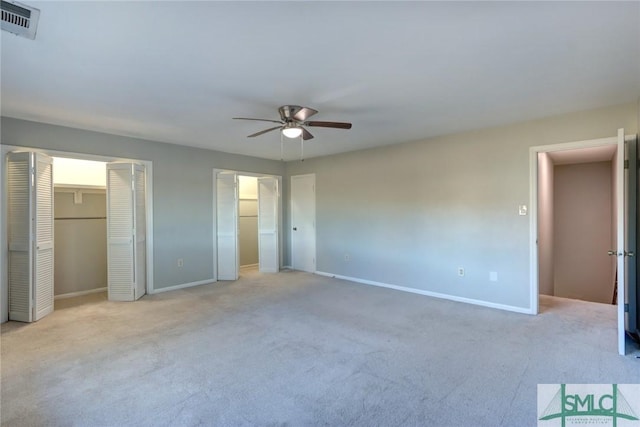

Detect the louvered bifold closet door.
xmin=7 ymin=152 xmax=34 ymax=322
xmin=133 ymin=165 xmax=146 ymax=300
xmin=217 ymin=172 xmax=239 ymax=280
xmin=257 ymin=177 xmax=279 ymax=273
xmin=33 ymin=153 xmax=54 ymax=320
xmin=107 ymin=163 xmax=135 ymax=301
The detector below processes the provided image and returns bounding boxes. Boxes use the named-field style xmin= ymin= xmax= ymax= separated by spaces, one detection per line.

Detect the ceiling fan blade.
xmin=305 ymin=121 xmax=352 ymax=129
xmin=233 ymin=117 xmax=283 ymax=125
xmin=293 ymin=107 xmax=318 ymax=122
xmin=302 ymin=127 xmax=314 ymax=141
xmin=247 ymin=126 xmax=281 ymax=138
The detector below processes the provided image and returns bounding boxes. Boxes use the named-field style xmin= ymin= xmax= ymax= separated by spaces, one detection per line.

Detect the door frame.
xmin=212 ymin=168 xmax=283 ymax=280
xmin=290 ymin=173 xmax=316 ymax=273
xmin=0 ymin=144 xmax=154 ymax=322
xmin=529 ymin=133 xmax=633 ymax=355
xmin=257 ymin=176 xmax=280 ymax=273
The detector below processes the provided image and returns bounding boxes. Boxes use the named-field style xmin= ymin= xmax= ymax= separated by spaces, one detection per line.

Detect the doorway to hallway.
xmin=530 ymin=130 xmax=635 ymax=355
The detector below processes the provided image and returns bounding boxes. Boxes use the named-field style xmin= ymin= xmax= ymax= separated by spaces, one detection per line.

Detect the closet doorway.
xmin=1 ymin=145 xmax=154 ymax=323
xmin=238 ymin=176 xmax=260 ymax=270
xmin=214 ymin=170 xmax=281 ymax=280
xmin=53 ymin=157 xmax=108 ymax=301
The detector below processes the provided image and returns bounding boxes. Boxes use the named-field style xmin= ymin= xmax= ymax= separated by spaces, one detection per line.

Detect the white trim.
xmin=143 ymin=162 xmax=154 ymax=295
xmin=616 ymin=129 xmax=626 ymax=355
xmin=529 ymin=146 xmax=539 ymax=315
xmin=529 ymin=136 xmax=618 ymax=154
xmin=315 ymin=271 xmax=532 ymax=315
xmin=212 ymin=170 xmax=217 ymax=282
xmin=150 ymin=278 xmax=216 ymax=294
xmin=55 ymin=287 xmax=107 ymax=300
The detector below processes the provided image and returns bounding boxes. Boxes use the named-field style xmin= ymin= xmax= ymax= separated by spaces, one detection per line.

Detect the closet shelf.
xmin=55 ymin=217 xmax=106 ymax=220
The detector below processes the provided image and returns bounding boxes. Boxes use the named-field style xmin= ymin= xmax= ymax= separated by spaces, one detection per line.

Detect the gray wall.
xmin=238 ymin=175 xmax=259 ymax=267
xmin=1 ymin=117 xmax=284 ymax=321
xmin=54 ymin=190 xmax=107 ymax=296
xmin=1 ymin=102 xmax=637 ymax=318
xmin=239 ymin=199 xmax=258 ymax=266
xmin=285 ymin=103 xmax=639 ymax=310
xmin=553 ymin=161 xmax=614 ymax=303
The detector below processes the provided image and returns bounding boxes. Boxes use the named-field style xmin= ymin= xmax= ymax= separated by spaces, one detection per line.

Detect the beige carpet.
xmin=1 ymin=269 xmax=638 ymax=426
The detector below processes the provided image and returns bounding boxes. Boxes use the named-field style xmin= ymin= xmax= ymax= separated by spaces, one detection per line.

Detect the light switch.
xmin=518 ymin=205 xmax=527 ymax=216
xmin=73 ymin=191 xmax=83 ymax=204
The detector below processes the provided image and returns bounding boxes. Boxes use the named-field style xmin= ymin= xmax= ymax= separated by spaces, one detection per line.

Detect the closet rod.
xmin=55 ymin=217 xmax=107 ymax=220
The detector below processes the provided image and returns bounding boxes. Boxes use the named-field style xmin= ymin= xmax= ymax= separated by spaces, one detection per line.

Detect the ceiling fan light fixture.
xmin=282 ymin=126 xmax=303 ymax=139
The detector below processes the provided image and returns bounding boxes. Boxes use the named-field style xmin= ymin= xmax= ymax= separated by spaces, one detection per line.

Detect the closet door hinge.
xmin=624 ymin=160 xmax=629 ymax=169
xmin=624 ymin=303 xmax=629 ymax=313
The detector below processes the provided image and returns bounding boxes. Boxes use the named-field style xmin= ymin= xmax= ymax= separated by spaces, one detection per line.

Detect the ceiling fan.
xmin=233 ymin=105 xmax=352 ymax=140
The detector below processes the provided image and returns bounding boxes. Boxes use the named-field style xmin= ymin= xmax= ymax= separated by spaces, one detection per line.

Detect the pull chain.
xmin=280 ymin=131 xmax=284 ymax=161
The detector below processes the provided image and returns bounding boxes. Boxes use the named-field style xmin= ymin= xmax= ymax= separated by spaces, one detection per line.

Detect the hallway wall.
xmin=553 ymin=161 xmax=614 ymax=303
xmin=239 ymin=176 xmax=258 ymax=266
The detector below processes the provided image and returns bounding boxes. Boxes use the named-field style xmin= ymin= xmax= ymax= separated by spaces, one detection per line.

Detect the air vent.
xmin=1 ymin=0 xmax=39 ymax=40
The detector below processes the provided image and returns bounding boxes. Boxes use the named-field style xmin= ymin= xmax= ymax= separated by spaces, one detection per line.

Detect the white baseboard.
xmin=151 ymin=278 xmax=216 ymax=294
xmin=55 ymin=287 xmax=107 ymax=300
xmin=282 ymin=265 xmax=293 ymax=270
xmin=315 ymin=271 xmax=533 ymax=315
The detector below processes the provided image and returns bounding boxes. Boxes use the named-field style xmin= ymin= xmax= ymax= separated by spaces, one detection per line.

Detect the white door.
xmin=133 ymin=165 xmax=146 ymax=300
xmin=33 ymin=153 xmax=55 ymax=319
xmin=107 ymin=163 xmax=146 ymax=301
xmin=258 ymin=177 xmax=279 ymax=273
xmin=616 ymin=128 xmax=626 ymax=355
xmin=217 ymin=172 xmax=239 ymax=280
xmin=7 ymin=152 xmax=54 ymax=322
xmin=291 ymin=174 xmax=316 ymax=272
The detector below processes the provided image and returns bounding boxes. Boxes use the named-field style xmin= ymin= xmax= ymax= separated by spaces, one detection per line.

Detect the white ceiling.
xmin=2 ymin=1 xmax=639 ymax=160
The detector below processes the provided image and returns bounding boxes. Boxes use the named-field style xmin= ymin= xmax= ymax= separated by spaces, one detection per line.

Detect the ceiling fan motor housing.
xmin=279 ymin=105 xmax=295 ymax=121
xmin=233 ymin=105 xmax=351 ymax=141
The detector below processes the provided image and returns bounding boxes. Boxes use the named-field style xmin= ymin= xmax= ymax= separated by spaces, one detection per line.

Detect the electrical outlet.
xmin=490 ymin=272 xmax=498 ymax=282
xmin=344 ymin=253 xmax=350 ymax=262
xmin=458 ymin=267 xmax=465 ymax=277
xmin=177 ymin=258 xmax=184 ymax=268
